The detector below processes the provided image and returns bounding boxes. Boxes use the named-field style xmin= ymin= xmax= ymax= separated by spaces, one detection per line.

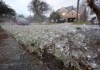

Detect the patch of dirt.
xmin=0 ymin=33 xmax=9 ymax=40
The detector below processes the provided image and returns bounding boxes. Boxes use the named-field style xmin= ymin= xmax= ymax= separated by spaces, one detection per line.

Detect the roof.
xmin=74 ymin=5 xmax=86 ymax=15
xmin=57 ymin=6 xmax=74 ymax=13
xmin=65 ymin=6 xmax=74 ymax=13
xmin=79 ymin=5 xmax=86 ymax=15
xmin=57 ymin=5 xmax=86 ymax=15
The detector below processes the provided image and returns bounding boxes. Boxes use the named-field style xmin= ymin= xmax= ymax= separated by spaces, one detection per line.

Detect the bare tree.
xmin=29 ymin=0 xmax=50 ymax=22
xmin=87 ymin=0 xmax=100 ymax=24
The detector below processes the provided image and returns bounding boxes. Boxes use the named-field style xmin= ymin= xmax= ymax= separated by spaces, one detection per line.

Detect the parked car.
xmin=87 ymin=14 xmax=99 ymax=25
xmin=12 ymin=17 xmax=29 ymax=25
xmin=17 ymin=17 xmax=29 ymax=25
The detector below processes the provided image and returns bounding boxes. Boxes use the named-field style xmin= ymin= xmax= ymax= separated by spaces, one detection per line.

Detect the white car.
xmin=12 ymin=17 xmax=29 ymax=25
xmin=88 ymin=14 xmax=99 ymax=25
xmin=17 ymin=17 xmax=29 ymax=25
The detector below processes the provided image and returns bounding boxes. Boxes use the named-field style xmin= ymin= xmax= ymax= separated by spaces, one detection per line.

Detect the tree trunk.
xmin=87 ymin=0 xmax=100 ymax=24
xmin=76 ymin=0 xmax=80 ymax=22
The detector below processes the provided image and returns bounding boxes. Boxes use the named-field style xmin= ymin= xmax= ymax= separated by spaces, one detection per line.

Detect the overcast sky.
xmin=3 ymin=0 xmax=78 ymax=17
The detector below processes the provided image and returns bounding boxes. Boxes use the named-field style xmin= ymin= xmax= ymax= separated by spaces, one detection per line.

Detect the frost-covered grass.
xmin=1 ymin=24 xmax=100 ymax=69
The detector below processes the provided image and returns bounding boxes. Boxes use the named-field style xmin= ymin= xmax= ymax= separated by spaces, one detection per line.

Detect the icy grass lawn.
xmin=1 ymin=24 xmax=100 ymax=69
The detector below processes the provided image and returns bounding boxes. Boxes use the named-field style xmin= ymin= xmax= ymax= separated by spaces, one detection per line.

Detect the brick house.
xmin=57 ymin=6 xmax=87 ymax=22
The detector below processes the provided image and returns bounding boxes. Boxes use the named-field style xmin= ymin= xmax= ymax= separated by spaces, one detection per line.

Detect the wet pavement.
xmin=0 ymin=27 xmax=50 ymax=70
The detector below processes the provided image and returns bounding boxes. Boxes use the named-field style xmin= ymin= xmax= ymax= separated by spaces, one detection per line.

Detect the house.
xmin=57 ymin=6 xmax=87 ymax=22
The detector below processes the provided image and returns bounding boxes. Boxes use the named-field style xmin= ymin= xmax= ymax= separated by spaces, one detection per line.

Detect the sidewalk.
xmin=0 ymin=27 xmax=48 ymax=70
xmin=0 ymin=26 xmax=71 ymax=70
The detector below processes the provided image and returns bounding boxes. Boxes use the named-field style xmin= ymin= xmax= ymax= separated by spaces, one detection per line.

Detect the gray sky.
xmin=3 ymin=0 xmax=78 ymax=17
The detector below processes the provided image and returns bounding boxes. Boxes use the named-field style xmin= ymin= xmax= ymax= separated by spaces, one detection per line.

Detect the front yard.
xmin=1 ymin=23 xmax=100 ymax=69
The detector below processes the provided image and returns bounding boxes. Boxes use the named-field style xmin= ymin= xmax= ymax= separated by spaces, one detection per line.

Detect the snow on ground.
xmin=1 ymin=24 xmax=100 ymax=69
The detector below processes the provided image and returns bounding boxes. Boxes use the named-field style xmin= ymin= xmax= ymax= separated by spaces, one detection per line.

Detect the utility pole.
xmin=76 ymin=0 xmax=80 ymax=22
